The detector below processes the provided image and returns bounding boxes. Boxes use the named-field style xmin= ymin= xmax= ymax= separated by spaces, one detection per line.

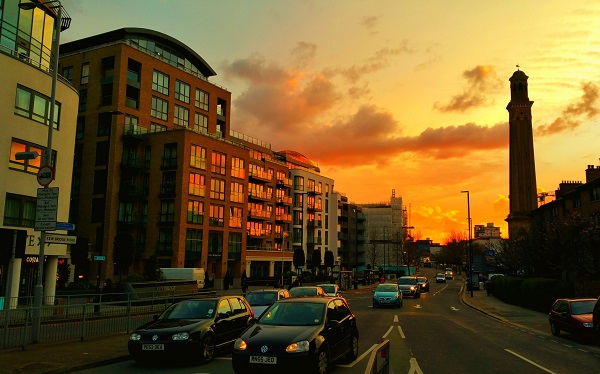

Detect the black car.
xmin=232 ymin=297 xmax=359 ymax=374
xmin=128 ymin=296 xmax=254 ymax=364
xmin=416 ymin=276 xmax=429 ymax=292
xmin=246 ymin=289 xmax=291 ymax=318
xmin=397 ymin=276 xmax=421 ymax=298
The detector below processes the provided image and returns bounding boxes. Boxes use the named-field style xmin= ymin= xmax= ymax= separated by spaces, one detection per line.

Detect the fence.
xmin=0 ymin=289 xmax=215 ymax=350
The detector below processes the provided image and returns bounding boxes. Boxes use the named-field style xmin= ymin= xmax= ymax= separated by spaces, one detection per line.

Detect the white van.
xmin=160 ymin=268 xmax=205 ymax=291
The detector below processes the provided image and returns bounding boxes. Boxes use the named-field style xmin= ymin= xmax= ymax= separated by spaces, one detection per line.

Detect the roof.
xmin=60 ymin=27 xmax=216 ymax=77
xmin=509 ymin=69 xmax=528 ymax=81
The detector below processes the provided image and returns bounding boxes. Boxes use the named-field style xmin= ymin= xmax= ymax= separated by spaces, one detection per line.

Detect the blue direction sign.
xmin=56 ymin=222 xmax=75 ymax=231
xmin=94 ymin=256 xmax=106 ymax=261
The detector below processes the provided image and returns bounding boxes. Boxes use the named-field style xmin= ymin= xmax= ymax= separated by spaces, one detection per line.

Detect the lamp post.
xmin=19 ymin=0 xmax=67 ymax=343
xmin=400 ymin=226 xmax=414 ymax=275
xmin=461 ymin=190 xmax=473 ymax=297
xmin=382 ymin=226 xmax=387 ymax=275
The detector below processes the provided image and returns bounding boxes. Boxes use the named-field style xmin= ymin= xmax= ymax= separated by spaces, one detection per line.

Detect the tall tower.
xmin=506 ymin=68 xmax=538 ymax=237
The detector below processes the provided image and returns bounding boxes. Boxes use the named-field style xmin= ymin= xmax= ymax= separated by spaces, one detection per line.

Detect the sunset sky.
xmin=60 ymin=0 xmax=600 ymax=243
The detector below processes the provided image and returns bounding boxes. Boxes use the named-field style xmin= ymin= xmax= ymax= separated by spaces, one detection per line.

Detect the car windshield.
xmin=436 ymin=274 xmax=444 ymax=278
xmin=246 ymin=292 xmax=277 ymax=306
xmin=570 ymin=300 xmax=596 ymax=315
xmin=376 ymin=284 xmax=398 ymax=292
xmin=160 ymin=300 xmax=216 ymax=319
xmin=319 ymin=285 xmax=336 ymax=294
xmin=417 ymin=277 xmax=426 ymax=283
xmin=398 ymin=278 xmax=417 ymax=285
xmin=289 ymin=287 xmax=319 ymax=297
xmin=259 ymin=302 xmax=325 ymax=326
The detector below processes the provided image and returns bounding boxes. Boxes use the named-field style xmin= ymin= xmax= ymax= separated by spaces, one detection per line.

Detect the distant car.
xmin=232 ymin=297 xmax=359 ymax=373
xmin=128 ymin=296 xmax=254 ymax=364
xmin=397 ymin=276 xmax=421 ymax=298
xmin=246 ymin=289 xmax=290 ymax=317
xmin=416 ymin=277 xmax=429 ymax=292
xmin=317 ymin=284 xmax=341 ymax=297
xmin=372 ymin=283 xmax=403 ymax=308
xmin=435 ymin=273 xmax=446 ymax=283
xmin=445 ymin=270 xmax=454 ymax=280
xmin=549 ymin=298 xmax=597 ymax=341
xmin=289 ymin=286 xmax=327 ymax=298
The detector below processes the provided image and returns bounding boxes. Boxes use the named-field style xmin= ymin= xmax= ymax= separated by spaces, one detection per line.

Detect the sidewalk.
xmin=0 ymin=281 xmax=547 ymax=373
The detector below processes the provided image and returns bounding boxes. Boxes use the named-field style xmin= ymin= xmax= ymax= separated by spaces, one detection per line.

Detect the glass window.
xmin=152 ymin=70 xmax=169 ymax=95
xmin=151 ymin=96 xmax=168 ymax=121
xmin=78 ymin=89 xmax=87 ymax=112
xmin=229 ymin=207 xmax=243 ymax=228
xmin=76 ymin=117 xmax=85 ymax=139
xmin=230 ymin=182 xmax=244 ymax=203
xmin=187 ymin=200 xmax=204 ymax=224
xmin=15 ymin=85 xmax=60 ymax=129
xmin=174 ymin=105 xmax=189 ymax=128
xmin=3 ymin=194 xmax=36 ymax=227
xmin=228 ymin=233 xmax=242 ymax=254
xmin=186 ymin=229 xmax=202 ymax=253
xmin=160 ymin=200 xmax=175 ymax=223
xmin=217 ymin=299 xmax=231 ymax=315
xmin=294 ymin=176 xmax=304 ymax=190
xmin=211 ymin=151 xmax=226 ymax=175
xmin=175 ymin=80 xmax=190 ymax=103
xmin=151 ymin=122 xmax=167 ymax=133
xmin=209 ymin=205 xmax=224 ymax=227
xmin=159 ymin=228 xmax=173 ymax=253
xmin=62 ymin=66 xmax=73 ymax=82
xmin=231 ymin=157 xmax=245 ymax=179
xmin=189 ymin=173 xmax=206 ymax=196
xmin=194 ymin=112 xmax=208 ymax=133
xmin=190 ymin=145 xmax=206 ymax=170
xmin=81 ymin=63 xmax=89 ymax=84
xmin=210 ymin=178 xmax=225 ymax=200
xmin=195 ymin=88 xmax=209 ymax=111
xmin=8 ymin=139 xmax=48 ymax=173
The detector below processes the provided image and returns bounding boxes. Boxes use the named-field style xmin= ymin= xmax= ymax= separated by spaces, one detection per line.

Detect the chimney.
xmin=585 ymin=164 xmax=600 ymax=183
xmin=555 ymin=180 xmax=583 ymax=199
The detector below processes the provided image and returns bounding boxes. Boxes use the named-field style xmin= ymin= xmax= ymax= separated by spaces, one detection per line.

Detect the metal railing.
xmin=364 ymin=339 xmax=390 ymax=374
xmin=0 ymin=290 xmax=215 ymax=350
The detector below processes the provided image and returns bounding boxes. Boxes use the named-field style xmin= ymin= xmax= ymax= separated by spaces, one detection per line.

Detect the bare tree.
xmin=365 ymin=228 xmax=382 ymax=270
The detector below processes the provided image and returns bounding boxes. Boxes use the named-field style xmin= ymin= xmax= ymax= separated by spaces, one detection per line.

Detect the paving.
xmin=0 ymin=281 xmax=550 ymax=374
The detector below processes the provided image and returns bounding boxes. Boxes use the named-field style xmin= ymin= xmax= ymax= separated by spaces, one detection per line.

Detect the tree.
xmin=113 ymin=232 xmax=135 ymax=280
xmin=293 ymin=247 xmax=305 ymax=269
xmin=312 ymin=249 xmax=322 ymax=274
xmin=365 ymin=228 xmax=382 ymax=270
xmin=324 ymin=250 xmax=334 ymax=274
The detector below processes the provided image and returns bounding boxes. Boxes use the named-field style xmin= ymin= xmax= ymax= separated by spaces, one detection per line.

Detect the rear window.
xmin=398 ymin=278 xmax=417 ymax=285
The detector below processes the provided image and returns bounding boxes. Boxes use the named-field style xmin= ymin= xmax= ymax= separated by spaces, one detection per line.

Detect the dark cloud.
xmin=290 ymin=42 xmax=317 ymax=68
xmin=434 ymin=65 xmax=503 ymax=112
xmin=361 ymin=16 xmax=380 ymax=29
xmin=536 ymin=81 xmax=600 ymax=135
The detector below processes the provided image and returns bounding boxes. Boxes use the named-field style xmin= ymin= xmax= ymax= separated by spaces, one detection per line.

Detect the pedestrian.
xmin=241 ymin=270 xmax=248 ymax=295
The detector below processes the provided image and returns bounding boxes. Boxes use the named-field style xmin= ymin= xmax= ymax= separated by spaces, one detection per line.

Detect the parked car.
xmin=417 ymin=276 xmax=429 ymax=292
xmin=397 ymin=276 xmax=421 ymax=298
xmin=593 ymin=297 xmax=600 ymax=344
xmin=435 ymin=273 xmax=446 ymax=283
xmin=372 ymin=283 xmax=403 ymax=308
xmin=549 ymin=298 xmax=597 ymax=341
xmin=317 ymin=284 xmax=341 ymax=297
xmin=246 ymin=289 xmax=290 ymax=317
xmin=128 ymin=296 xmax=254 ymax=364
xmin=232 ymin=297 xmax=358 ymax=373
xmin=289 ymin=286 xmax=327 ymax=298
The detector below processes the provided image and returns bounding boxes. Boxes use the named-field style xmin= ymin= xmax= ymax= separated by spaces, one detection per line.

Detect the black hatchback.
xmin=128 ymin=296 xmax=254 ymax=364
xmin=232 ymin=297 xmax=359 ymax=374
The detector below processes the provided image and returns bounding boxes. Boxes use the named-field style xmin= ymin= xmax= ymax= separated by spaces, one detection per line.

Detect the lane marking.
xmin=394 ymin=314 xmax=399 ymax=323
xmin=397 ymin=325 xmax=406 ymax=339
xmin=408 ymin=357 xmax=424 ymax=374
xmin=414 ymin=304 xmax=422 ymax=309
xmin=505 ymin=349 xmax=557 ymax=373
xmin=382 ymin=326 xmax=394 ymax=339
xmin=336 ymin=343 xmax=377 ymax=368
xmin=451 ymin=306 xmax=460 ymax=311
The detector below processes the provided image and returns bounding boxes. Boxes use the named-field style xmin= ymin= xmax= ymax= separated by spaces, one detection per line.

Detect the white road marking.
xmin=408 ymin=357 xmax=424 ymax=374
xmin=413 ymin=304 xmax=422 ymax=309
xmin=505 ymin=349 xmax=557 ymax=373
xmin=382 ymin=326 xmax=394 ymax=339
xmin=397 ymin=325 xmax=406 ymax=338
xmin=451 ymin=306 xmax=460 ymax=311
xmin=336 ymin=344 xmax=377 ymax=368
xmin=394 ymin=314 xmax=399 ymax=323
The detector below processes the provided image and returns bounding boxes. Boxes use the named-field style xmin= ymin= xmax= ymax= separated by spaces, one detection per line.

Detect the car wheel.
xmin=373 ymin=303 xmax=377 ymax=308
xmin=345 ymin=334 xmax=359 ymax=363
xmin=199 ymin=333 xmax=216 ymax=363
xmin=550 ymin=322 xmax=560 ymax=336
xmin=315 ymin=348 xmax=328 ymax=374
xmin=415 ymin=292 xmax=420 ymax=299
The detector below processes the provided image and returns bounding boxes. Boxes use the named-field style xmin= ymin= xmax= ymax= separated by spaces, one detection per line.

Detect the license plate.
xmin=250 ymin=356 xmax=277 ymax=364
xmin=381 ymin=300 xmax=389 ymax=303
xmin=142 ymin=344 xmax=164 ymax=350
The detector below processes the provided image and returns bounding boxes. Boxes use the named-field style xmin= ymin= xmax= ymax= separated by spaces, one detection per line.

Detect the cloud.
xmin=536 ymin=81 xmax=600 ymax=135
xmin=434 ymin=65 xmax=504 ymax=112
xmin=361 ymin=16 xmax=380 ymax=30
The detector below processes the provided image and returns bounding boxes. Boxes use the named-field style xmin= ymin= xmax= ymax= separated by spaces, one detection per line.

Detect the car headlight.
xmin=373 ymin=294 xmax=378 ymax=300
xmin=392 ymin=294 xmax=399 ymax=299
xmin=410 ymin=286 xmax=416 ymax=291
xmin=129 ymin=333 xmax=141 ymax=341
xmin=286 ymin=340 xmax=310 ymax=353
xmin=583 ymin=322 xmax=593 ymax=328
xmin=172 ymin=332 xmax=189 ymax=341
xmin=234 ymin=338 xmax=247 ymax=350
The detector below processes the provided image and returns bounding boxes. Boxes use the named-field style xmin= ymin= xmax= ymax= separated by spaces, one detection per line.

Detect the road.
xmin=78 ymin=269 xmax=600 ymax=373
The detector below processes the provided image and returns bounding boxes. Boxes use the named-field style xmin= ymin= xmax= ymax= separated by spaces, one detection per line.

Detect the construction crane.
xmin=538 ymin=191 xmax=555 ymax=204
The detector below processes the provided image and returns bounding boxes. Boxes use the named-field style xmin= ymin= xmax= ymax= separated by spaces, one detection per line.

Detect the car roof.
xmin=400 ymin=276 xmax=418 ymax=279
xmin=277 ymin=296 xmax=340 ymax=304
xmin=248 ymin=289 xmax=281 ymax=293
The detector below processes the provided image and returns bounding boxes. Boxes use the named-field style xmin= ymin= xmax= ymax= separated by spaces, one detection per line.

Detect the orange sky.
xmin=62 ymin=0 xmax=600 ymax=243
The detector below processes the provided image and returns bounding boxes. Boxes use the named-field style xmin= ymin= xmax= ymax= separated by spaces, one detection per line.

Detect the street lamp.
xmin=383 ymin=226 xmax=387 ymax=275
xmin=461 ymin=190 xmax=473 ymax=298
xmin=400 ymin=226 xmax=414 ymax=275
xmin=19 ymin=0 xmax=69 ymax=343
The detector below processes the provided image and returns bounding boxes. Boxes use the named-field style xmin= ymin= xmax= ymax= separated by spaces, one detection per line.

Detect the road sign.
xmin=56 ymin=222 xmax=76 ymax=231
xmin=34 ymin=187 xmax=59 ymax=231
xmin=93 ymin=256 xmax=106 ymax=261
xmin=45 ymin=233 xmax=77 ymax=245
xmin=37 ymin=165 xmax=54 ymax=187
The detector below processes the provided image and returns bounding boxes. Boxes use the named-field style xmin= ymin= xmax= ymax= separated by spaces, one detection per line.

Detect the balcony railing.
xmin=248 ymin=209 xmax=272 ymax=220
xmin=276 ymin=196 xmax=292 ymax=205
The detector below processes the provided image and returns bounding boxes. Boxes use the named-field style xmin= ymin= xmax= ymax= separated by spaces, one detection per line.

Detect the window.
xmin=100 ymin=84 xmax=113 ymax=106
xmin=187 ymin=200 xmax=204 ymax=224
xmin=294 ymin=176 xmax=304 ymax=191
xmin=97 ymin=112 xmax=112 ymax=136
xmin=175 ymin=80 xmax=190 ymax=103
xmin=151 ymin=122 xmax=167 ymax=133
xmin=76 ymin=117 xmax=85 ymax=139
xmin=78 ymin=89 xmax=87 ymax=112
xmin=158 ymin=228 xmax=173 ymax=253
xmin=229 ymin=232 xmax=242 ymax=255
xmin=62 ymin=66 xmax=73 ymax=82
xmin=573 ymin=195 xmax=582 ymax=208
xmin=208 ymin=230 xmax=223 ymax=253
xmin=195 ymin=88 xmax=209 ymax=111
xmin=230 ymin=182 xmax=244 ymax=203
xmin=162 ymin=143 xmax=177 ymax=168
xmin=118 ymin=202 xmax=133 ymax=223
xmin=210 ymin=178 xmax=225 ymax=200
xmin=160 ymin=200 xmax=175 ymax=223
xmin=186 ymin=229 xmax=203 ymax=253
xmin=151 ymin=96 xmax=168 ymax=121
xmin=592 ymin=186 xmax=600 ymax=202
xmin=174 ymin=105 xmax=189 ymax=128
xmin=8 ymin=139 xmax=54 ymax=173
xmin=152 ymin=70 xmax=169 ymax=95
xmin=190 ymin=145 xmax=206 ymax=169
xmin=209 ymin=204 xmax=224 ymax=226
xmin=81 ymin=63 xmax=89 ymax=84
xmin=15 ymin=85 xmax=60 ymax=129
xmin=211 ymin=151 xmax=226 ymax=175
xmin=3 ymin=194 xmax=36 ymax=227
xmin=229 ymin=207 xmax=243 ymax=228
xmin=189 ymin=173 xmax=206 ymax=196
xmin=91 ymin=198 xmax=105 ymax=223
xmin=93 ymin=170 xmax=107 ymax=194
xmin=231 ymin=157 xmax=245 ymax=179
xmin=95 ymin=141 xmax=109 ymax=166
xmin=194 ymin=112 xmax=208 ymax=133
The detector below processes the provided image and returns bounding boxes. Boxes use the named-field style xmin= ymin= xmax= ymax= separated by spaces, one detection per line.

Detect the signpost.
xmin=45 ymin=233 xmax=77 ymax=245
xmin=36 ymin=165 xmax=54 ymax=187
xmin=56 ymin=222 xmax=75 ymax=231
xmin=93 ymin=256 xmax=106 ymax=261
xmin=34 ymin=187 xmax=58 ymax=231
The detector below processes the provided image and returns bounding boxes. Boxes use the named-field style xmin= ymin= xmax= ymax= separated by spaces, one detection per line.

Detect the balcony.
xmin=306 ymin=237 xmax=322 ymax=246
xmin=248 ymin=190 xmax=272 ymax=201
xmin=207 ymin=251 xmax=222 ymax=260
xmin=119 ymin=182 xmax=148 ymax=198
xmin=159 ymin=183 xmax=176 ymax=198
xmin=276 ymin=196 xmax=292 ymax=206
xmin=122 ymin=124 xmax=148 ymax=142
xmin=307 ymin=203 xmax=323 ymax=212
xmin=249 ymin=170 xmax=272 ymax=182
xmin=307 ymin=186 xmax=322 ymax=195
xmin=117 ymin=215 xmax=143 ymax=227
xmin=248 ymin=209 xmax=272 ymax=220
xmin=120 ymin=157 xmax=148 ymax=171
xmin=228 ymin=251 xmax=242 ymax=261
xmin=247 ymin=228 xmax=270 ymax=238
xmin=276 ymin=177 xmax=292 ymax=187
xmin=307 ymin=220 xmax=322 ymax=229
xmin=275 ymin=213 xmax=292 ymax=223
